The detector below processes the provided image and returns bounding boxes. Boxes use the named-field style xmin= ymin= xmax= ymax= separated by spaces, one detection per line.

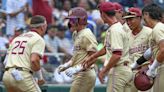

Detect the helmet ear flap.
xmin=78 ymin=17 xmax=87 ymax=25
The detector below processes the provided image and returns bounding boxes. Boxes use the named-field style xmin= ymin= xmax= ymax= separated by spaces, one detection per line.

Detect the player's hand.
xmin=82 ymin=56 xmax=96 ymax=69
xmin=146 ymin=65 xmax=156 ymax=78
xmin=37 ymin=79 xmax=45 ymax=85
xmin=98 ymin=67 xmax=108 ymax=84
xmin=35 ymin=78 xmax=45 ymax=85
xmin=58 ymin=63 xmax=70 ymax=73
xmin=65 ymin=65 xmax=83 ymax=77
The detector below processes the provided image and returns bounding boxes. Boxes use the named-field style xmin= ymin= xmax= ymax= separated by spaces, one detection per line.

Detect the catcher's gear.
xmin=134 ymin=67 xmax=154 ymax=91
xmin=66 ymin=7 xmax=87 ymax=25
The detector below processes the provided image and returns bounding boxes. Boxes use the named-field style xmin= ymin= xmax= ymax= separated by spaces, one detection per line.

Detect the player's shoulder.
xmin=142 ymin=26 xmax=152 ymax=34
xmin=32 ymin=32 xmax=45 ymax=43
xmin=154 ymin=22 xmax=164 ymax=31
xmin=80 ymin=28 xmax=97 ymax=42
xmin=79 ymin=28 xmax=93 ymax=36
xmin=23 ymin=31 xmax=44 ymax=43
xmin=29 ymin=31 xmax=43 ymax=39
xmin=123 ymin=23 xmax=131 ymax=33
xmin=110 ymin=22 xmax=124 ymax=32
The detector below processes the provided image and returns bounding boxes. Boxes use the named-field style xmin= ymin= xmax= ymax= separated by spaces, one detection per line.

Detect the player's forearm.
xmin=67 ymin=59 xmax=73 ymax=66
xmin=104 ymin=54 xmax=121 ymax=72
xmin=91 ymin=46 xmax=106 ymax=59
xmin=156 ymin=41 xmax=164 ymax=63
xmin=36 ymin=69 xmax=43 ymax=79
xmin=31 ymin=61 xmax=40 ymax=71
xmin=9 ymin=3 xmax=27 ymax=17
xmin=136 ymin=48 xmax=152 ymax=65
xmin=59 ymin=47 xmax=69 ymax=55
xmin=31 ymin=53 xmax=41 ymax=71
xmin=9 ymin=8 xmax=24 ymax=17
xmin=156 ymin=51 xmax=164 ymax=63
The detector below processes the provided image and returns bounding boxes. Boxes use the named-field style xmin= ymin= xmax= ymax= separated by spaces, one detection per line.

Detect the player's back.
xmin=6 ymin=31 xmax=44 ymax=71
xmin=106 ymin=22 xmax=130 ymax=65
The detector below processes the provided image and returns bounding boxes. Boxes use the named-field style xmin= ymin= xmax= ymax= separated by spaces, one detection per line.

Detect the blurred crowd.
xmin=0 ymin=0 xmax=164 ymax=85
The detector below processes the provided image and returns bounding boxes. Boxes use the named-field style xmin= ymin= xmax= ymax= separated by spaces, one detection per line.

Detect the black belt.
xmin=82 ymin=67 xmax=94 ymax=71
xmin=5 ymin=67 xmax=33 ymax=74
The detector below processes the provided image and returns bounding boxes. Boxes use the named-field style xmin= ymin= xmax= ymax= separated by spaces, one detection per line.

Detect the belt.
xmin=82 ymin=67 xmax=94 ymax=71
xmin=114 ymin=61 xmax=129 ymax=67
xmin=5 ymin=67 xmax=33 ymax=74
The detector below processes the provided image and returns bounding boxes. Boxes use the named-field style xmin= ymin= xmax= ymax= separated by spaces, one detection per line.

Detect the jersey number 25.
xmin=11 ymin=41 xmax=27 ymax=54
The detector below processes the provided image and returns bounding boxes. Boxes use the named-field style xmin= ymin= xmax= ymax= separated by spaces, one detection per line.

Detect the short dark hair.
xmin=142 ymin=3 xmax=162 ymax=21
xmin=30 ymin=15 xmax=46 ymax=27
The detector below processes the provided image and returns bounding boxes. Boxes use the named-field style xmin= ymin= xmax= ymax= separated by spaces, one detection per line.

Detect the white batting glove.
xmin=58 ymin=62 xmax=71 ymax=73
xmin=36 ymin=69 xmax=44 ymax=80
xmin=65 ymin=65 xmax=83 ymax=77
xmin=35 ymin=69 xmax=45 ymax=85
xmin=130 ymin=62 xmax=140 ymax=70
xmin=146 ymin=65 xmax=156 ymax=78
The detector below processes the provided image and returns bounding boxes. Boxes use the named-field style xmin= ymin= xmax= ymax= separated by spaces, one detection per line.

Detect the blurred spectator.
xmin=162 ymin=9 xmax=164 ymax=23
xmin=0 ymin=18 xmax=5 ymax=35
xmin=5 ymin=0 xmax=27 ymax=36
xmin=154 ymin=0 xmax=164 ymax=8
xmin=143 ymin=0 xmax=153 ymax=6
xmin=0 ymin=28 xmax=8 ymax=70
xmin=1 ymin=0 xmax=7 ymax=10
xmin=0 ymin=29 xmax=9 ymax=51
xmin=87 ymin=16 xmax=97 ymax=36
xmin=61 ymin=0 xmax=71 ymax=18
xmin=78 ymin=0 xmax=90 ymax=11
xmin=44 ymin=25 xmax=69 ymax=65
xmin=77 ymin=0 xmax=98 ymax=36
xmin=32 ymin=0 xmax=54 ymax=25
xmin=44 ymin=25 xmax=61 ymax=65
xmin=54 ymin=0 xmax=71 ymax=25
xmin=56 ymin=25 xmax=73 ymax=62
xmin=135 ymin=0 xmax=144 ymax=8
xmin=9 ymin=27 xmax=24 ymax=43
xmin=120 ymin=0 xmax=135 ymax=8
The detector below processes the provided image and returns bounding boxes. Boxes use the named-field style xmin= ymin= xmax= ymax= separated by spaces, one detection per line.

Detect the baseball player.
xmin=103 ymin=2 xmax=131 ymax=67
xmin=123 ymin=7 xmax=152 ymax=92
xmin=131 ymin=4 xmax=164 ymax=92
xmin=83 ymin=2 xmax=133 ymax=92
xmin=2 ymin=15 xmax=47 ymax=92
xmin=113 ymin=2 xmax=131 ymax=33
xmin=58 ymin=7 xmax=98 ymax=92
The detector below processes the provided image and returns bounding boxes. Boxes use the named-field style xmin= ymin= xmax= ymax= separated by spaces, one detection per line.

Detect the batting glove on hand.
xmin=65 ymin=65 xmax=83 ymax=77
xmin=58 ymin=62 xmax=70 ymax=73
xmin=146 ymin=65 xmax=156 ymax=78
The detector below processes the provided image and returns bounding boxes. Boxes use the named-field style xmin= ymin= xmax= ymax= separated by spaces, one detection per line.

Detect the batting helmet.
xmin=66 ymin=7 xmax=88 ymax=25
xmin=134 ymin=67 xmax=154 ymax=91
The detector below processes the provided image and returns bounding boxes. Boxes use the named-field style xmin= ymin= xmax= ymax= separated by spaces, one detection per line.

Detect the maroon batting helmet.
xmin=134 ymin=67 xmax=154 ymax=91
xmin=66 ymin=7 xmax=88 ymax=25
